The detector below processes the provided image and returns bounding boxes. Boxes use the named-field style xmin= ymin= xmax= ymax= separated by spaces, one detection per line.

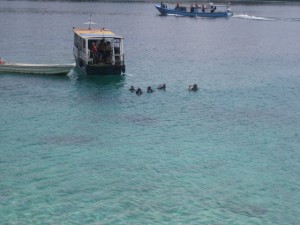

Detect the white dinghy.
xmin=0 ymin=59 xmax=74 ymax=75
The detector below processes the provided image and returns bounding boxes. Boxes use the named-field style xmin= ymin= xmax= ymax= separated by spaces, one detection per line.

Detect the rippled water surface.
xmin=1 ymin=1 xmax=300 ymax=224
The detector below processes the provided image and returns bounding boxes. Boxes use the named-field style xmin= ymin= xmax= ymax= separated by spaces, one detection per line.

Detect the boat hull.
xmin=155 ymin=5 xmax=233 ymax=17
xmin=0 ymin=63 xmax=74 ymax=75
xmin=77 ymin=64 xmax=126 ymax=76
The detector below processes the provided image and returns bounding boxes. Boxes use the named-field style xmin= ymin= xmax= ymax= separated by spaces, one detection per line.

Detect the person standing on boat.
xmin=201 ymin=3 xmax=205 ymax=13
xmin=91 ymin=42 xmax=97 ymax=64
xmin=104 ymin=42 xmax=112 ymax=64
xmin=209 ymin=3 xmax=216 ymax=13
xmin=161 ymin=1 xmax=167 ymax=9
xmin=98 ymin=40 xmax=105 ymax=63
xmin=190 ymin=4 xmax=194 ymax=12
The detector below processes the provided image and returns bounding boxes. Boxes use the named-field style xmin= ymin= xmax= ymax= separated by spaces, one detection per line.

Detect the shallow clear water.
xmin=1 ymin=1 xmax=300 ymax=224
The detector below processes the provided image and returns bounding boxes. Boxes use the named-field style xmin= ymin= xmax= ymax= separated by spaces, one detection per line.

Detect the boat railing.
xmin=112 ymin=53 xmax=125 ymax=66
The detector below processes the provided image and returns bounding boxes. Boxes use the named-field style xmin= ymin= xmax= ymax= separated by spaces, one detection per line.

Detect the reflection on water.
xmin=68 ymin=68 xmax=126 ymax=86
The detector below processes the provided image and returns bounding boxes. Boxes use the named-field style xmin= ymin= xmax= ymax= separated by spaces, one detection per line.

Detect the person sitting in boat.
xmin=0 ymin=57 xmax=5 ymax=65
xmin=157 ymin=83 xmax=166 ymax=90
xmin=161 ymin=1 xmax=167 ymax=9
xmin=227 ymin=5 xmax=231 ymax=13
xmin=211 ymin=6 xmax=217 ymax=13
xmin=189 ymin=84 xmax=198 ymax=91
xmin=104 ymin=42 xmax=112 ymax=64
xmin=190 ymin=4 xmax=195 ymax=13
xmin=136 ymin=88 xmax=143 ymax=95
xmin=97 ymin=40 xmax=105 ymax=63
xmin=209 ymin=3 xmax=216 ymax=13
xmin=147 ymin=86 xmax=154 ymax=93
xmin=129 ymin=86 xmax=136 ymax=92
xmin=201 ymin=3 xmax=206 ymax=13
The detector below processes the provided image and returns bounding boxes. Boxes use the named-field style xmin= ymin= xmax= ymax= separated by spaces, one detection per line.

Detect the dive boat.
xmin=73 ymin=16 xmax=125 ymax=76
xmin=155 ymin=2 xmax=233 ymax=17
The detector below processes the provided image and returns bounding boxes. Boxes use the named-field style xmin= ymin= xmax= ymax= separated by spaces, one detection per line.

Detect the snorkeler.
xmin=189 ymin=84 xmax=198 ymax=91
xmin=147 ymin=86 xmax=154 ymax=93
xmin=129 ymin=86 xmax=136 ymax=92
xmin=136 ymin=88 xmax=143 ymax=95
xmin=157 ymin=83 xmax=166 ymax=90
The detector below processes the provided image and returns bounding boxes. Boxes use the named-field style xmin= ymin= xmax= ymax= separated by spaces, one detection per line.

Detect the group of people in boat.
xmin=130 ymin=83 xmax=198 ymax=95
xmin=167 ymin=2 xmax=217 ymax=13
xmin=90 ymin=40 xmax=112 ymax=64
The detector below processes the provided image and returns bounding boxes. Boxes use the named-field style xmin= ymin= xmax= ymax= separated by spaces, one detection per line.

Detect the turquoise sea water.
xmin=1 ymin=1 xmax=300 ymax=224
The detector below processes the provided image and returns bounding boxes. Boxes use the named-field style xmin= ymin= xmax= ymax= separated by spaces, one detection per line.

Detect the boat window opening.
xmin=85 ymin=38 xmax=116 ymax=65
xmin=88 ymin=40 xmax=93 ymax=60
xmin=104 ymin=40 xmax=112 ymax=64
xmin=113 ymin=38 xmax=121 ymax=65
xmin=74 ymin=34 xmax=78 ymax=48
xmin=114 ymin=39 xmax=121 ymax=55
xmin=81 ymin=39 xmax=86 ymax=51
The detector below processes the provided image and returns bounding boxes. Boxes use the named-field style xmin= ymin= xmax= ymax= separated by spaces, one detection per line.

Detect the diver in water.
xmin=157 ymin=83 xmax=166 ymax=90
xmin=147 ymin=86 xmax=154 ymax=93
xmin=189 ymin=84 xmax=198 ymax=91
xmin=129 ymin=86 xmax=136 ymax=92
xmin=136 ymin=88 xmax=143 ymax=95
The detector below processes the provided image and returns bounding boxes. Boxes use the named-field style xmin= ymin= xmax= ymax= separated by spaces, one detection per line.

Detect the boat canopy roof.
xmin=73 ymin=28 xmax=123 ymax=39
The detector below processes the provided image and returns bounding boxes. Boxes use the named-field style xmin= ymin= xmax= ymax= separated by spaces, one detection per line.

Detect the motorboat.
xmin=73 ymin=15 xmax=125 ymax=75
xmin=0 ymin=61 xmax=74 ymax=75
xmin=155 ymin=2 xmax=233 ymax=18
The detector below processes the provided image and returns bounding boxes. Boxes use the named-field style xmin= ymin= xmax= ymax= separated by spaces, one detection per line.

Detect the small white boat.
xmin=0 ymin=62 xmax=74 ymax=75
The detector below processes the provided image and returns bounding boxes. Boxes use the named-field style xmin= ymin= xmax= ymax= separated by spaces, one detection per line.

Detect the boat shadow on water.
xmin=68 ymin=68 xmax=126 ymax=87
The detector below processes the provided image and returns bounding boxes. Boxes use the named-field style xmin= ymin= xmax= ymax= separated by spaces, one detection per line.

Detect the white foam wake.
xmin=233 ymin=14 xmax=275 ymax=21
xmin=124 ymin=73 xmax=134 ymax=77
